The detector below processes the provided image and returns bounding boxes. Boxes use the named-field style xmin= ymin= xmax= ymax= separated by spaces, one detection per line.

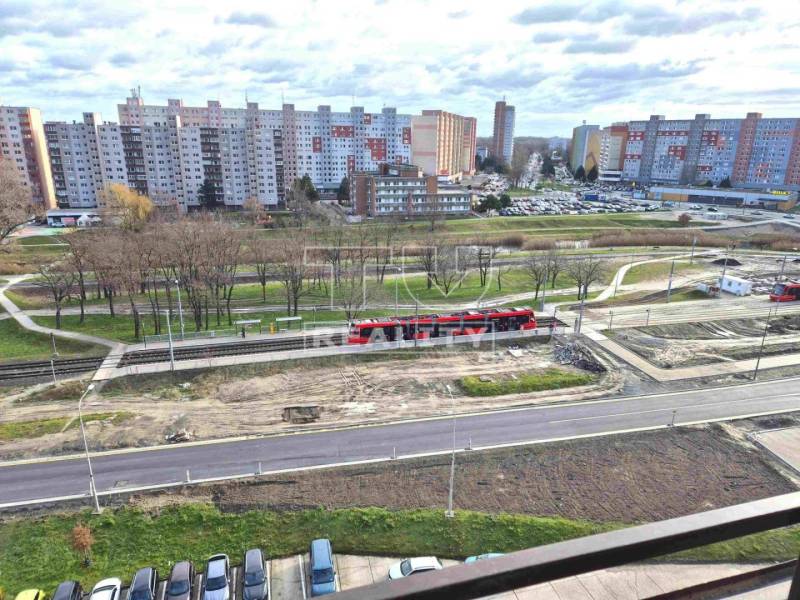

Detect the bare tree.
xmin=523 ymin=254 xmax=549 ymax=300
xmin=36 ymin=261 xmax=76 ymax=329
xmin=338 ymin=267 xmax=376 ymax=321
xmin=64 ymin=232 xmax=93 ymax=324
xmin=432 ymin=242 xmax=468 ymax=296
xmin=248 ymin=234 xmax=274 ymax=303
xmin=566 ymin=256 xmax=605 ymax=300
xmin=274 ymin=235 xmax=309 ymax=316
xmin=546 ymin=249 xmax=565 ymax=289
xmin=0 ymin=159 xmax=33 ymax=244
xmin=475 ymin=245 xmax=499 ymax=287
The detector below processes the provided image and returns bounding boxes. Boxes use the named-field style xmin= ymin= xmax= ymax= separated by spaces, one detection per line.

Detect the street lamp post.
xmin=78 ymin=383 xmax=102 ymax=513
xmin=444 ymin=384 xmax=457 ymax=518
xmin=753 ymin=307 xmax=774 ymax=380
xmin=666 ymin=260 xmax=675 ymax=303
xmin=165 ymin=309 xmax=175 ymax=372
xmin=174 ymin=280 xmax=185 ymax=340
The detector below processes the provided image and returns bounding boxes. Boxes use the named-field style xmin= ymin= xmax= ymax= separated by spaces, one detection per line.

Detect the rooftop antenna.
xmin=137 ymin=85 xmax=141 ymax=98
xmin=245 ymin=89 xmax=248 ymax=104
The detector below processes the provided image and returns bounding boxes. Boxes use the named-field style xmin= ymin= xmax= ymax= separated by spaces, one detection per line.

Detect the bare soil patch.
xmin=0 ymin=340 xmax=618 ymax=460
xmin=132 ymin=424 xmax=797 ymax=523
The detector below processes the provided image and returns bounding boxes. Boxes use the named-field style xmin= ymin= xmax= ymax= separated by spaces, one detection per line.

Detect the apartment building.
xmin=0 ymin=105 xmax=56 ymax=209
xmin=351 ymin=163 xmax=472 ymax=217
xmin=116 ymin=93 xmax=413 ymax=208
xmin=569 ymin=122 xmax=600 ymax=173
xmin=615 ymin=113 xmax=800 ymax=190
xmin=597 ymin=123 xmax=629 ymax=182
xmin=491 ymin=100 xmax=515 ymax=164
xmin=45 ymin=113 xmax=104 ymax=208
xmin=411 ymin=110 xmax=476 ymax=181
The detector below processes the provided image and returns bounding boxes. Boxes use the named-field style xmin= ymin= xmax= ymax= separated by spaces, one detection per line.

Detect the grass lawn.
xmin=0 ymin=412 xmax=133 ymax=442
xmin=505 ymin=186 xmax=535 ymax=197
xmin=436 ymin=214 xmax=685 ymax=235
xmin=0 ymin=319 xmax=105 ymax=362
xmin=16 ymin=235 xmax=67 ymax=246
xmin=623 ymin=260 xmax=704 ymax=285
xmin=459 ymin=368 xmax=596 ymax=396
xmin=0 ymin=504 xmax=797 ymax=597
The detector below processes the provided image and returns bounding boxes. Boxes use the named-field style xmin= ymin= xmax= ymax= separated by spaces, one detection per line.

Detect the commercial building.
xmin=410 ymin=110 xmax=476 ymax=181
xmin=615 ymin=113 xmax=800 ymax=191
xmin=0 ymin=105 xmax=56 ymax=209
xmin=569 ymin=122 xmax=600 ymax=173
xmin=351 ymin=163 xmax=472 ymax=217
xmin=647 ymin=185 xmax=798 ymax=211
xmin=491 ymin=100 xmax=515 ymax=164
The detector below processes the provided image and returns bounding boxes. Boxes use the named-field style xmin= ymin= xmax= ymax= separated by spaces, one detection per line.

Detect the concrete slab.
xmin=269 ymin=556 xmax=304 ymax=600
xmin=549 ymin=576 xmax=592 ymax=599
xmin=511 ymin=583 xmax=562 ymax=599
xmin=644 ymin=563 xmax=759 ymax=591
xmin=724 ymin=578 xmax=792 ymax=599
xmin=754 ymin=426 xmax=800 ymax=473
xmin=336 ymin=555 xmax=375 ymax=590
xmin=366 ymin=557 xmax=397 ymax=583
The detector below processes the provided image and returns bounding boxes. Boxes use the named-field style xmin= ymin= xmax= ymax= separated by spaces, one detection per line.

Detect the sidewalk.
xmin=0 ymin=275 xmax=118 ymax=349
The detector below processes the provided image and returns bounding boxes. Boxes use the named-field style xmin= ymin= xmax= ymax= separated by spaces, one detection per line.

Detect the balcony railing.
xmin=334 ymin=492 xmax=800 ymax=600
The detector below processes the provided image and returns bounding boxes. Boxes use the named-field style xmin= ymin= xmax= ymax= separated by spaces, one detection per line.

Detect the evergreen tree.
xmin=587 ymin=165 xmax=599 ymax=182
xmin=574 ymin=165 xmax=586 ymax=181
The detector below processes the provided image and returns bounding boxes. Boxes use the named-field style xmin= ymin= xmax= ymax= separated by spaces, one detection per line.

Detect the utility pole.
xmin=753 ymin=307 xmax=774 ymax=380
xmin=666 ymin=260 xmax=675 ymax=303
xmin=50 ymin=332 xmax=58 ymax=356
xmin=445 ymin=384 xmax=457 ymax=518
xmin=690 ymin=236 xmax=697 ymax=265
xmin=175 ymin=280 xmax=185 ymax=340
xmin=778 ymin=254 xmax=787 ymax=282
xmin=78 ymin=383 xmax=102 ymax=513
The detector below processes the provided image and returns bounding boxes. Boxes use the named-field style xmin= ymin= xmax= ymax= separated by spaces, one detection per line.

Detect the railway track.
xmin=0 ymin=356 xmax=105 ymax=382
xmin=118 ymin=317 xmax=560 ymax=367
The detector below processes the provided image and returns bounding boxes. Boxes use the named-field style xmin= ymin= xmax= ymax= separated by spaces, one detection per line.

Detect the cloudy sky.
xmin=1 ymin=0 xmax=798 ymax=136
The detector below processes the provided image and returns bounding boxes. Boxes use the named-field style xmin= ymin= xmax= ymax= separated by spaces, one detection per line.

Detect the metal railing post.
xmin=789 ymin=555 xmax=800 ymax=600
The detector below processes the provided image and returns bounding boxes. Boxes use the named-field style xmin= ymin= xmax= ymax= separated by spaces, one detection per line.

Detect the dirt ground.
xmin=128 ymin=419 xmax=799 ymax=524
xmin=608 ymin=314 xmax=800 ymax=368
xmin=0 ymin=340 xmax=619 ymax=460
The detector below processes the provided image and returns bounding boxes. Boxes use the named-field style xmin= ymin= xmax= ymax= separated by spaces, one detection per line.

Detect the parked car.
xmin=203 ymin=554 xmax=231 ymax=600
xmin=242 ymin=548 xmax=268 ymax=600
xmin=464 ymin=553 xmax=505 ymax=563
xmin=129 ymin=567 xmax=159 ymax=600
xmin=783 ymin=214 xmax=796 ymax=220
xmin=89 ymin=579 xmax=122 ymax=600
xmin=52 ymin=581 xmax=83 ymax=600
xmin=388 ymin=557 xmax=443 ymax=579
xmin=706 ymin=206 xmax=718 ymax=212
xmin=15 ymin=591 xmax=46 ymax=600
xmin=309 ymin=538 xmax=337 ymax=596
xmin=166 ymin=561 xmax=195 ymax=600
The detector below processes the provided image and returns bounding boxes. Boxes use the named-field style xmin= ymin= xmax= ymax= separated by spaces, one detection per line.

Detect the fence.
xmin=143 ymin=328 xmax=237 ymax=347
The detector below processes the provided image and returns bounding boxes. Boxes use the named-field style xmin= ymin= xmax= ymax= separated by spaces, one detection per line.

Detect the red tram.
xmin=347 ymin=307 xmax=537 ymax=344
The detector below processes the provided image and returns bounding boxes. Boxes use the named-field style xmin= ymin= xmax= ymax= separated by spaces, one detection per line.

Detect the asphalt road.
xmin=2 ymin=377 xmax=799 ymax=505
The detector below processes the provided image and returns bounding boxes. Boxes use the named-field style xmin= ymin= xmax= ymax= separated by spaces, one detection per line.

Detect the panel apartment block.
xmin=0 ymin=105 xmax=56 ymax=209
xmin=617 ymin=112 xmax=800 ymax=190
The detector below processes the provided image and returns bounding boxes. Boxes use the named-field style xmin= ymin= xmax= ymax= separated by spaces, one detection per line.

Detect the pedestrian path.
xmin=0 ymin=275 xmax=117 ymax=348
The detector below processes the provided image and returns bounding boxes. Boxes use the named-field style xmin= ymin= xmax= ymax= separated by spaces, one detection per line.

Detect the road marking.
xmin=3 ymin=404 xmax=800 ymax=510
xmin=297 ymin=555 xmax=306 ymax=600
xmin=547 ymin=394 xmax=800 ymax=424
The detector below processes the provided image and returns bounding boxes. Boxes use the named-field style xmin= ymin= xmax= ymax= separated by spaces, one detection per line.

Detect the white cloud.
xmin=0 ymin=0 xmax=797 ymax=136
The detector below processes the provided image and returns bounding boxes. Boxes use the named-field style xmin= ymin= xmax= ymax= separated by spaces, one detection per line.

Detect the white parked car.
xmin=90 ymin=579 xmax=122 ymax=600
xmin=388 ymin=557 xmax=443 ymax=580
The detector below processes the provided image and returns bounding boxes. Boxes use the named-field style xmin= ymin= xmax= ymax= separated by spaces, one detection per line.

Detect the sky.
xmin=1 ymin=0 xmax=799 ymax=137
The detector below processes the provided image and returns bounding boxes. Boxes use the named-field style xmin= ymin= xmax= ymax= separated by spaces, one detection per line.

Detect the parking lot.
xmin=107 ymin=554 xmax=461 ymax=600
xmin=499 ymin=190 xmax=660 ymax=217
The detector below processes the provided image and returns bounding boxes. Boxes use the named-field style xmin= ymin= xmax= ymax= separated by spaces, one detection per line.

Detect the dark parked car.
xmin=53 ymin=581 xmax=83 ymax=600
xmin=129 ymin=567 xmax=159 ymax=600
xmin=166 ymin=561 xmax=195 ymax=600
xmin=203 ymin=554 xmax=231 ymax=600
xmin=242 ymin=549 xmax=268 ymax=600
